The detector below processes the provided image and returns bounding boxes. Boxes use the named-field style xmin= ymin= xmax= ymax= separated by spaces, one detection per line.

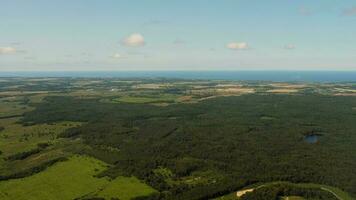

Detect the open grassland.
xmin=0 ymin=156 xmax=108 ymax=200
xmin=93 ymin=176 xmax=157 ymax=200
xmin=0 ymin=156 xmax=156 ymax=200
xmin=0 ymin=96 xmax=32 ymax=118
xmin=267 ymin=88 xmax=299 ymax=93
xmin=0 ymin=95 xmax=83 ymax=177
xmin=0 ymin=118 xmax=81 ymax=156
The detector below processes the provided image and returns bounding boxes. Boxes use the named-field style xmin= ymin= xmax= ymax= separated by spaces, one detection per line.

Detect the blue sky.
xmin=0 ymin=0 xmax=356 ymax=71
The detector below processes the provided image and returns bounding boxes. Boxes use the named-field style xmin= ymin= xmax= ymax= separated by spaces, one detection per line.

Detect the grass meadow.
xmin=0 ymin=156 xmax=157 ymax=200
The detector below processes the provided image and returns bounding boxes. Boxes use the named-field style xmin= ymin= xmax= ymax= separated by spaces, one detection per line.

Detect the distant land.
xmin=1 ymin=71 xmax=356 ymax=82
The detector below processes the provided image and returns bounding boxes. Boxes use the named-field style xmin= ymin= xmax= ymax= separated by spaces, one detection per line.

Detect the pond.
xmin=304 ymin=134 xmax=319 ymax=143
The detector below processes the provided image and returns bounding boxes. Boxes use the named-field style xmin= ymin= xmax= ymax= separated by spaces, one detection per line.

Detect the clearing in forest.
xmin=0 ymin=156 xmax=157 ymax=200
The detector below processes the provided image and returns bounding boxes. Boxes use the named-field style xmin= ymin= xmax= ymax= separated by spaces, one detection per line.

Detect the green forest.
xmin=0 ymin=78 xmax=355 ymax=200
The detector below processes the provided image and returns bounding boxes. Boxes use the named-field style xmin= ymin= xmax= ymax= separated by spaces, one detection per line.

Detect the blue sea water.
xmin=0 ymin=71 xmax=356 ymax=82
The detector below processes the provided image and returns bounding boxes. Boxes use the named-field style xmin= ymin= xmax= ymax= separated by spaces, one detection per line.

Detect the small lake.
xmin=304 ymin=135 xmax=319 ymax=143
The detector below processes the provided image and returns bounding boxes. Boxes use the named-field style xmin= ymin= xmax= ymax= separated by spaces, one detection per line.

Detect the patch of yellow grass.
xmin=178 ymin=95 xmax=193 ymax=102
xmin=151 ymin=103 xmax=170 ymax=107
xmin=192 ymin=85 xmax=211 ymax=89
xmin=334 ymin=88 xmax=356 ymax=93
xmin=269 ymin=83 xmax=307 ymax=89
xmin=216 ymin=84 xmax=242 ymax=88
xmin=333 ymin=93 xmax=356 ymax=96
xmin=133 ymin=83 xmax=172 ymax=89
xmin=236 ymin=188 xmax=254 ymax=197
xmin=189 ymin=87 xmax=255 ymax=102
xmin=216 ymin=87 xmax=254 ymax=94
xmin=267 ymin=89 xmax=299 ymax=93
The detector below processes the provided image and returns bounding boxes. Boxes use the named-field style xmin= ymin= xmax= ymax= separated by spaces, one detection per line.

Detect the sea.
xmin=1 ymin=71 xmax=356 ymax=82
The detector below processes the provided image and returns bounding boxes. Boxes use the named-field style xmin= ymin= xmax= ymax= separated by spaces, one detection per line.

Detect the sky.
xmin=0 ymin=0 xmax=356 ymax=71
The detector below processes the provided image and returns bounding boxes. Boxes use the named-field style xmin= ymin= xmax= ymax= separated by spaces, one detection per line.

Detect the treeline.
xmin=132 ymin=179 xmax=249 ymax=200
xmin=5 ymin=148 xmax=41 ymax=161
xmin=0 ymin=157 xmax=67 ymax=181
xmin=0 ymin=115 xmax=23 ymax=119
xmin=5 ymin=142 xmax=50 ymax=161
xmin=57 ymin=127 xmax=82 ymax=138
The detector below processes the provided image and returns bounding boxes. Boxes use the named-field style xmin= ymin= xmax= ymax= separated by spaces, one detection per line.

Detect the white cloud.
xmin=121 ymin=33 xmax=145 ymax=47
xmin=0 ymin=47 xmax=17 ymax=55
xmin=284 ymin=44 xmax=296 ymax=50
xmin=343 ymin=6 xmax=356 ymax=16
xmin=226 ymin=42 xmax=249 ymax=50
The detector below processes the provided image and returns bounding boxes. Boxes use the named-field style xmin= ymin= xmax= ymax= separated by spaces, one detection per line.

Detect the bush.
xmin=37 ymin=142 xmax=50 ymax=149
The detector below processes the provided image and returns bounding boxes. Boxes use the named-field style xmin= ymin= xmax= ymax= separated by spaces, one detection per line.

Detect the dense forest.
xmin=20 ymin=94 xmax=356 ymax=199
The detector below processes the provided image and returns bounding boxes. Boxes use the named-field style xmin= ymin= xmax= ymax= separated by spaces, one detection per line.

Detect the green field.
xmin=94 ymin=176 xmax=157 ymax=200
xmin=0 ymin=156 xmax=157 ymax=200
xmin=0 ymin=96 xmax=32 ymax=118
xmin=0 ymin=118 xmax=81 ymax=156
